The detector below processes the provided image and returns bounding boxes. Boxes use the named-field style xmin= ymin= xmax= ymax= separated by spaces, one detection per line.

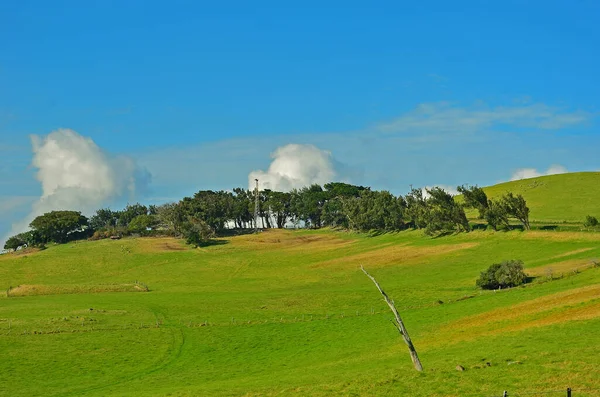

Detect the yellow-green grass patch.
xmin=6 ymin=283 xmax=149 ymax=297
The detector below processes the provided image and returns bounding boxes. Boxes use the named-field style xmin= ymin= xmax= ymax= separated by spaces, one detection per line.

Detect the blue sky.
xmin=1 ymin=0 xmax=599 ymax=240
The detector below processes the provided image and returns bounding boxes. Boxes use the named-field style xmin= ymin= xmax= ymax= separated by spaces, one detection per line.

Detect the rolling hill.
xmin=478 ymin=172 xmax=600 ymax=223
xmin=1 ymin=225 xmax=600 ymax=396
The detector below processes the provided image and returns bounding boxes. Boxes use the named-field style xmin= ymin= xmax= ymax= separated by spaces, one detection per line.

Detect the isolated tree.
xmin=476 ymin=260 xmax=528 ymax=289
xmin=29 ymin=210 xmax=89 ymax=244
xmin=457 ymin=185 xmax=489 ymax=218
xmin=501 ymin=192 xmax=530 ymax=230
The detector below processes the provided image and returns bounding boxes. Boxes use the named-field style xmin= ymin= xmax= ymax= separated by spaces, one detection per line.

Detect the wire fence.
xmin=488 ymin=388 xmax=600 ymax=397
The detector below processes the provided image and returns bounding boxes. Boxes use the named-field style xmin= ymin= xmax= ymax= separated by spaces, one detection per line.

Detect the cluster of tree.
xmin=458 ymin=186 xmax=530 ymax=230
xmin=476 ymin=260 xmax=529 ymax=289
xmin=3 ymin=181 xmax=533 ymax=252
xmin=4 ymin=210 xmax=89 ymax=251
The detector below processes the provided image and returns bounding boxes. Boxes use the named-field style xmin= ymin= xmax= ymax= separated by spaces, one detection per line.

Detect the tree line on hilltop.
xmin=3 ymin=182 xmax=531 ymax=251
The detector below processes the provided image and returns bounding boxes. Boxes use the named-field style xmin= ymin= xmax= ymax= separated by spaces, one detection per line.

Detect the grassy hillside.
xmin=1 ymin=229 xmax=600 ymax=396
xmin=479 ymin=172 xmax=600 ymax=223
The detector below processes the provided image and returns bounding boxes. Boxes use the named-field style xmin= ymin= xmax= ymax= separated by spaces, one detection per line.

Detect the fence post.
xmin=567 ymin=388 xmax=571 ymax=397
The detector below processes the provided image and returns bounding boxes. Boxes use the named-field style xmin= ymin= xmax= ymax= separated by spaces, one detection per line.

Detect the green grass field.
xmin=475 ymin=172 xmax=600 ymax=223
xmin=1 ymin=225 xmax=600 ymax=396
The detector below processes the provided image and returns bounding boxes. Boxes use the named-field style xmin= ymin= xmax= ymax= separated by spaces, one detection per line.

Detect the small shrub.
xmin=584 ymin=215 xmax=598 ymax=227
xmin=476 ymin=260 xmax=528 ymax=290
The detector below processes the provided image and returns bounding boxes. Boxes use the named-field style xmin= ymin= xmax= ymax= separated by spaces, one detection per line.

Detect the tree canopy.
xmin=29 ymin=211 xmax=89 ymax=244
xmin=4 ymin=180 xmax=536 ymax=251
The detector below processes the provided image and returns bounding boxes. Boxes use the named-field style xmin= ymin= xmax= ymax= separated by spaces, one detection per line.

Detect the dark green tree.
xmin=128 ymin=214 xmax=159 ymax=234
xmin=29 ymin=211 xmax=89 ymax=244
xmin=89 ymin=208 xmax=119 ymax=231
xmin=180 ymin=217 xmax=215 ymax=247
xmin=484 ymin=199 xmax=509 ymax=231
xmin=500 ymin=193 xmax=530 ymax=230
xmin=424 ymin=187 xmax=469 ymax=236
xmin=457 ymin=185 xmax=489 ymax=218
xmin=584 ymin=215 xmax=598 ymax=227
xmin=266 ymin=191 xmax=292 ymax=228
xmin=291 ymin=184 xmax=326 ymax=228
xmin=232 ymin=188 xmax=253 ymax=229
xmin=404 ymin=188 xmax=429 ymax=229
xmin=118 ymin=203 xmax=149 ymax=227
xmin=476 ymin=260 xmax=528 ymax=289
xmin=4 ymin=235 xmax=26 ymax=251
xmin=343 ymin=190 xmax=405 ymax=232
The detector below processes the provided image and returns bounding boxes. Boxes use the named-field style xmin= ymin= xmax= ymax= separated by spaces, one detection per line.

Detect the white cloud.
xmin=378 ymin=102 xmax=592 ymax=134
xmin=510 ymin=164 xmax=568 ymax=181
xmin=422 ymin=185 xmax=459 ymax=198
xmin=4 ymin=128 xmax=150 ymax=241
xmin=248 ymin=144 xmax=337 ymax=191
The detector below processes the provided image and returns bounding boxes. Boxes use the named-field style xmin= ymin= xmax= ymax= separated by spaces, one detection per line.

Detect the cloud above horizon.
xmin=378 ymin=102 xmax=593 ymax=134
xmin=4 ymin=129 xmax=150 ymax=243
xmin=248 ymin=144 xmax=337 ymax=191
xmin=510 ymin=164 xmax=568 ymax=181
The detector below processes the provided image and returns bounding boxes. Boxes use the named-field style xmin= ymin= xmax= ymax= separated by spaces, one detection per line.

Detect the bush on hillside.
xmin=476 ymin=260 xmax=528 ymax=290
xmin=584 ymin=215 xmax=598 ymax=227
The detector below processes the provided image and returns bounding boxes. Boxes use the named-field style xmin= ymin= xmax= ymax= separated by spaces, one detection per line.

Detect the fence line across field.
xmin=489 ymin=387 xmax=600 ymax=397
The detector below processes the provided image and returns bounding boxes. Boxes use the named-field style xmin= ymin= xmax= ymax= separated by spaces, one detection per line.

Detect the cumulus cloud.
xmin=248 ymin=144 xmax=337 ymax=191
xmin=4 ymin=128 xmax=150 ymax=241
xmin=510 ymin=164 xmax=568 ymax=181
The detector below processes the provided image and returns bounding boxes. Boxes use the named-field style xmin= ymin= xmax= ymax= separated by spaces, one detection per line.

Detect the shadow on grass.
xmin=525 ymin=276 xmax=537 ymax=284
xmin=538 ymin=225 xmax=558 ymax=231
xmin=198 ymin=239 xmax=230 ymax=247
xmin=218 ymin=229 xmax=259 ymax=237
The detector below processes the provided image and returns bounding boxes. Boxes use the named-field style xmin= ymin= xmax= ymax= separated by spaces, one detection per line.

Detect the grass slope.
xmin=1 ymin=230 xmax=600 ymax=396
xmin=479 ymin=172 xmax=600 ymax=223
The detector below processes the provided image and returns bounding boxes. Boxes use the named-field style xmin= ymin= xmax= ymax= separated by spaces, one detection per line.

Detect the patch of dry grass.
xmin=0 ymin=247 xmax=42 ymax=261
xmin=6 ymin=283 xmax=148 ymax=297
xmin=523 ymin=231 xmax=600 ymax=242
xmin=127 ymin=237 xmax=188 ymax=253
xmin=423 ymin=285 xmax=600 ymax=347
xmin=528 ymin=258 xmax=597 ymax=277
xmin=550 ymin=247 xmax=595 ymax=259
xmin=231 ymin=229 xmax=356 ymax=252
xmin=311 ymin=242 xmax=478 ymax=269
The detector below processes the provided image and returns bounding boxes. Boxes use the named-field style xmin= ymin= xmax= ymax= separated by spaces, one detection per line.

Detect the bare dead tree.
xmin=361 ymin=265 xmax=423 ymax=371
